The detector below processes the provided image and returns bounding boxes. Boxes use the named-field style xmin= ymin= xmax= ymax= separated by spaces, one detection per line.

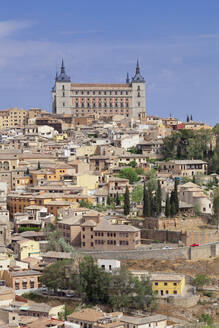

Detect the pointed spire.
xmin=136 ymin=60 xmax=140 ymax=74
xmin=61 ymin=59 xmax=65 ymax=73
xmin=126 ymin=72 xmax=130 ymax=84
xmin=55 ymin=59 xmax=71 ymax=82
xmin=132 ymin=59 xmax=145 ymax=83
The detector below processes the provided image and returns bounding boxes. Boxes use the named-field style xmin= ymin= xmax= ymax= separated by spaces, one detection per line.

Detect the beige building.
xmin=52 ymin=60 xmax=146 ymax=120
xmin=121 ymin=315 xmax=167 ymax=328
xmin=0 ymin=107 xmax=28 ymax=129
xmin=81 ymin=215 xmax=141 ymax=250
xmin=179 ymin=182 xmax=213 ymax=214
xmin=158 ymin=160 xmax=208 ymax=177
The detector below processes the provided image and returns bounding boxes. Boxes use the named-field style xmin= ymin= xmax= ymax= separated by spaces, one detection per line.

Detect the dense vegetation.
xmin=40 ymin=256 xmax=156 ymax=312
xmin=161 ymin=127 xmax=219 ymax=174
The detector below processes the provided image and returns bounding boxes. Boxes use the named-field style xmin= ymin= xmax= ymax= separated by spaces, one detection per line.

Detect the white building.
xmin=97 ymin=259 xmax=121 ymax=272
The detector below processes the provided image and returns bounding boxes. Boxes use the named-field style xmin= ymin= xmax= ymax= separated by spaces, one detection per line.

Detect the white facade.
xmin=97 ymin=259 xmax=121 ymax=272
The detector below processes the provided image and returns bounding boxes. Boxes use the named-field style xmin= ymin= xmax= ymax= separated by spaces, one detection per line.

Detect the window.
xmin=173 ymin=290 xmax=177 ymax=294
xmin=62 ymin=85 xmax=65 ymax=90
xmin=63 ymin=92 xmax=65 ymax=97
xmin=30 ymin=281 xmax=35 ymax=288
xmin=138 ymin=102 xmax=141 ymax=107
xmin=63 ymin=102 xmax=65 ymax=107
xmin=173 ymin=282 xmax=177 ymax=286
xmin=164 ymin=282 xmax=168 ymax=286
xmin=82 ymin=227 xmax=85 ymax=231
xmin=155 ymin=282 xmax=158 ymax=286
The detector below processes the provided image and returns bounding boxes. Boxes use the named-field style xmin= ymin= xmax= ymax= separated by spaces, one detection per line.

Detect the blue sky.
xmin=0 ymin=0 xmax=219 ymax=124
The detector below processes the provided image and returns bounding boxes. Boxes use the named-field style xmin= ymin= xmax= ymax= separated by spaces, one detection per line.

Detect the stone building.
xmin=52 ymin=60 xmax=146 ymax=120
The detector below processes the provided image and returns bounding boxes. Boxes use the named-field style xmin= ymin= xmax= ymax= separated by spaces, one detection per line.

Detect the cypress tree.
xmin=174 ymin=179 xmax=179 ymax=213
xmin=186 ymin=115 xmax=189 ymax=122
xmin=143 ymin=184 xmax=150 ymax=217
xmin=155 ymin=180 xmax=162 ymax=216
xmin=192 ymin=175 xmax=196 ymax=183
xmin=115 ymin=192 xmax=120 ymax=206
xmin=165 ymin=194 xmax=170 ymax=217
xmin=107 ymin=195 xmax=111 ymax=205
xmin=190 ymin=114 xmax=193 ymax=121
xmin=170 ymin=190 xmax=176 ymax=216
xmin=124 ymin=185 xmax=130 ymax=215
xmin=143 ymin=183 xmax=147 ymax=217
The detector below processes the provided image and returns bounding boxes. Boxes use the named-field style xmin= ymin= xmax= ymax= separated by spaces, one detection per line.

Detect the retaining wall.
xmin=81 ymin=242 xmax=219 ymax=261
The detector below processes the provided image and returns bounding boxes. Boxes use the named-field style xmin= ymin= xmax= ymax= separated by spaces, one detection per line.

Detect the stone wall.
xmin=81 ymin=242 xmax=219 ymax=261
xmin=143 ymin=217 xmax=208 ymax=230
xmin=167 ymin=295 xmax=200 ymax=307
xmin=141 ymin=228 xmax=219 ymax=246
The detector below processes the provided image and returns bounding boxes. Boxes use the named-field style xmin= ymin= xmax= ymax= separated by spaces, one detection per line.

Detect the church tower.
xmin=131 ymin=60 xmax=146 ymax=120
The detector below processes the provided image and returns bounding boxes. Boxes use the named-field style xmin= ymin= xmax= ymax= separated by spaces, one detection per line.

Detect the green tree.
xmin=198 ymin=314 xmax=213 ymax=326
xmin=190 ymin=114 xmax=193 ymax=121
xmin=213 ymin=187 xmax=219 ymax=228
xmin=107 ymin=195 xmax=111 ymax=205
xmin=155 ymin=180 xmax=162 ymax=216
xmin=115 ymin=192 xmax=120 ymax=206
xmin=58 ymin=305 xmax=73 ymax=320
xmin=79 ymin=256 xmax=110 ymax=304
xmin=79 ymin=200 xmax=92 ymax=209
xmin=129 ymin=160 xmax=137 ymax=168
xmin=40 ymin=259 xmax=72 ymax=292
xmin=143 ymin=183 xmax=150 ymax=217
xmin=186 ymin=115 xmax=189 ymax=122
xmin=132 ymin=185 xmax=143 ymax=203
xmin=109 ymin=268 xmax=155 ymax=312
xmin=124 ymin=185 xmax=130 ymax=215
xmin=46 ymin=231 xmax=75 ymax=253
xmin=165 ymin=194 xmax=170 ymax=217
xmin=193 ymin=274 xmax=210 ymax=288
xmin=119 ymin=167 xmax=140 ymax=184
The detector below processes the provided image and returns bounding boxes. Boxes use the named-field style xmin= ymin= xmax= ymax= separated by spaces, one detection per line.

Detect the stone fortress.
xmin=52 ymin=60 xmax=146 ymax=120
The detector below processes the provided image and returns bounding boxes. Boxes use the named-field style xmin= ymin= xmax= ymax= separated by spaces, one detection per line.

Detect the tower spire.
xmin=136 ymin=60 xmax=140 ymax=74
xmin=126 ymin=72 xmax=130 ymax=84
xmin=61 ymin=59 xmax=65 ymax=73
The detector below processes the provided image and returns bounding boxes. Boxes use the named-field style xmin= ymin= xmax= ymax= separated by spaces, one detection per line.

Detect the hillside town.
xmin=0 ymin=59 xmax=217 ymax=328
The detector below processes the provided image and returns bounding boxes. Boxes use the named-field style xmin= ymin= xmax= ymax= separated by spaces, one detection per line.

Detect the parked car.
xmin=162 ymin=246 xmax=172 ymax=249
xmin=190 ymin=243 xmax=200 ymax=247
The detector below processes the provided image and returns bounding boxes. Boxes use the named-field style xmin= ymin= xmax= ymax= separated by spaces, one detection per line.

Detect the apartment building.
xmin=158 ymin=160 xmax=208 ymax=177
xmin=0 ymin=108 xmax=28 ymax=129
xmin=52 ymin=60 xmax=146 ymax=120
xmin=81 ymin=215 xmax=141 ymax=250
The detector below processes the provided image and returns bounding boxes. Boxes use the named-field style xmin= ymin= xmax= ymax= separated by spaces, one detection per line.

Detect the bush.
xmin=18 ymin=226 xmax=41 ymax=233
xmin=198 ymin=314 xmax=213 ymax=326
xmin=193 ymin=274 xmax=210 ymax=288
xmin=203 ymin=291 xmax=214 ymax=298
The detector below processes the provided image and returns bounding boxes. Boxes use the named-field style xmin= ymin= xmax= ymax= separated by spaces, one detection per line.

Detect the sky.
xmin=0 ymin=0 xmax=219 ymax=125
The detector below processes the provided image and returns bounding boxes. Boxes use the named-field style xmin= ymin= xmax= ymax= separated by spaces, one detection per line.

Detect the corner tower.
xmin=131 ymin=60 xmax=146 ymax=120
xmin=52 ymin=60 xmax=71 ymax=114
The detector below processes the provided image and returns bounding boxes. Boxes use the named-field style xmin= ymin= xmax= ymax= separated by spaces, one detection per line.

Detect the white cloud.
xmin=0 ymin=20 xmax=32 ymax=39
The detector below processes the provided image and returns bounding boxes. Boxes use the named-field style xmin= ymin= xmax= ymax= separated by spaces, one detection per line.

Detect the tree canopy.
xmin=119 ymin=167 xmax=140 ymax=184
xmin=162 ymin=129 xmax=212 ymax=161
xmin=40 ymin=256 xmax=156 ymax=312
